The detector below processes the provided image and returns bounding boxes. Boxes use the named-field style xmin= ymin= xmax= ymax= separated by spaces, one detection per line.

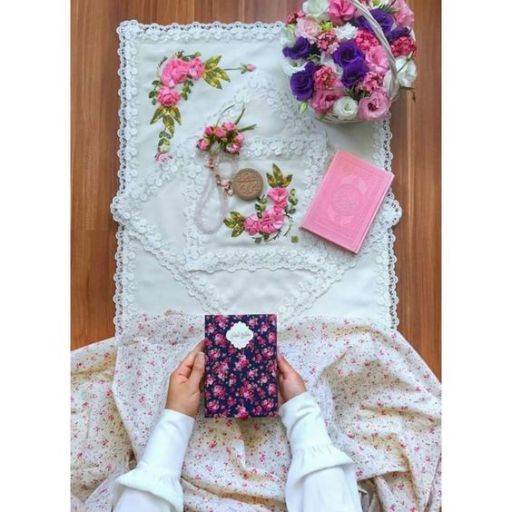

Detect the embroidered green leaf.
xmin=152 ymin=80 xmax=161 ymax=86
xmin=203 ymin=72 xmax=223 ymax=89
xmin=266 ymin=172 xmax=277 ymax=188
xmin=289 ymin=188 xmax=298 ymax=206
xmin=150 ymin=106 xmax=166 ymax=124
xmin=162 ymin=115 xmax=175 ymax=135
xmin=283 ymin=174 xmax=293 ymax=187
xmin=205 ymin=55 xmax=222 ymax=71
xmin=168 ymin=106 xmax=182 ymax=125
xmin=272 ymin=164 xmax=285 ymax=186
xmin=299 ymin=102 xmax=308 ymax=113
xmin=159 ymin=131 xmax=171 ymax=140
xmin=291 ymin=235 xmax=299 ymax=244
xmin=215 ymin=68 xmax=230 ymax=82
xmin=231 ymin=224 xmax=244 ymax=237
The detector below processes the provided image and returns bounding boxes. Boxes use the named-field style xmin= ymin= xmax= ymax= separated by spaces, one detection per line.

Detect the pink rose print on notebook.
xmin=204 ymin=314 xmax=278 ymax=419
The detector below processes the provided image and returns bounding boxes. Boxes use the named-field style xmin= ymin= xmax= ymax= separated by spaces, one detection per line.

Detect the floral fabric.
xmin=204 ymin=314 xmax=278 ymax=418
xmin=71 ymin=312 xmax=441 ymax=511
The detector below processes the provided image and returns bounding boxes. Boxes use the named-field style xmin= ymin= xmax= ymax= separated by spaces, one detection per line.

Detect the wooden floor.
xmin=71 ymin=0 xmax=441 ymax=378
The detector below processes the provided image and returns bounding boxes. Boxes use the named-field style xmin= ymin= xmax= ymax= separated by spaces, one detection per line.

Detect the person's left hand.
xmin=165 ymin=340 xmax=206 ymax=417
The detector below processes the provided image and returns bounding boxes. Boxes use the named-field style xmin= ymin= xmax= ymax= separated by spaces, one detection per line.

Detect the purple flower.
xmin=282 ymin=36 xmax=314 ymax=60
xmin=341 ymin=60 xmax=369 ymax=88
xmin=290 ymin=62 xmax=316 ymax=101
xmin=332 ymin=41 xmax=365 ymax=68
xmin=387 ymin=27 xmax=411 ymax=43
xmin=355 ymin=9 xmax=395 ymax=36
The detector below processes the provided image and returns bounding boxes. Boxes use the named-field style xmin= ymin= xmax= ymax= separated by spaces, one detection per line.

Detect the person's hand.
xmin=165 ymin=340 xmax=206 ymax=417
xmin=277 ymin=351 xmax=307 ymax=405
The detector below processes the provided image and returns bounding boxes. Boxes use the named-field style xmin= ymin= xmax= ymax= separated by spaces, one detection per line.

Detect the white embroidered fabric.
xmin=113 ymin=20 xmax=401 ymax=333
xmin=70 ymin=311 xmax=441 ymax=511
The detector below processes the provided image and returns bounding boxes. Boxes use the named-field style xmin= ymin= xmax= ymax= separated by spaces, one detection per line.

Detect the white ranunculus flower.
xmin=280 ymin=24 xmax=297 ymax=47
xmin=395 ymin=57 xmax=417 ymax=88
xmin=332 ymin=97 xmax=359 ymax=120
xmin=334 ymin=23 xmax=358 ymax=41
xmin=302 ymin=0 xmax=329 ymax=20
xmin=281 ymin=58 xmax=307 ymax=77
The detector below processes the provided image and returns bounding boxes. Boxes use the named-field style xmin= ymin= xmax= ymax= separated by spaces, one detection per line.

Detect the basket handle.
xmin=349 ymin=0 xmax=398 ymax=89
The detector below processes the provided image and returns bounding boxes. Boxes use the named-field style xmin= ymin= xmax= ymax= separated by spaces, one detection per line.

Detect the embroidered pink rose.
xmin=259 ymin=207 xmax=285 ymax=234
xmin=328 ymin=0 xmax=356 ymax=24
xmin=160 ymin=57 xmax=190 ymax=86
xmin=311 ymin=87 xmax=343 ymax=114
xmin=244 ymin=214 xmax=260 ymax=236
xmin=188 ymin=57 xmax=205 ymax=80
xmin=359 ymin=90 xmax=391 ymax=121
xmin=154 ymin=151 xmax=170 ymax=163
xmin=157 ymin=86 xmax=181 ymax=106
xmin=267 ymin=187 xmax=289 ymax=209
xmin=394 ymin=0 xmax=415 ymax=27
xmin=366 ymin=46 xmax=389 ymax=74
xmin=295 ymin=16 xmax=322 ymax=42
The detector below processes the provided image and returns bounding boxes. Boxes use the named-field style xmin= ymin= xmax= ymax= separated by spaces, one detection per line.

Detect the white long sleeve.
xmin=280 ymin=392 xmax=363 ymax=512
xmin=112 ymin=409 xmax=194 ymax=512
xmin=113 ymin=394 xmax=362 ymax=512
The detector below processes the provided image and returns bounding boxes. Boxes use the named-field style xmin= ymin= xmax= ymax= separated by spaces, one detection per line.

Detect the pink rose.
xmin=222 ymin=121 xmax=237 ymax=131
xmin=295 ymin=16 xmax=321 ymax=43
xmin=314 ymin=66 xmax=341 ymax=90
xmin=328 ymin=0 xmax=356 ymax=24
xmin=394 ymin=0 xmax=415 ymax=27
xmin=244 ymin=214 xmax=260 ymax=236
xmin=391 ymin=36 xmax=416 ymax=57
xmin=226 ymin=142 xmax=241 ymax=154
xmin=204 ymin=126 xmax=215 ymax=136
xmin=234 ymin=133 xmax=244 ymax=144
xmin=154 ymin=151 xmax=170 ymax=163
xmin=259 ymin=207 xmax=285 ymax=234
xmin=311 ymin=87 xmax=343 ymax=114
xmin=355 ymin=29 xmax=379 ymax=52
xmin=160 ymin=57 xmax=190 ymax=86
xmin=267 ymin=187 xmax=289 ymax=209
xmin=360 ymin=72 xmax=384 ymax=93
xmin=188 ymin=57 xmax=205 ymax=80
xmin=359 ymin=90 xmax=391 ymax=121
xmin=157 ymin=86 xmax=181 ymax=106
xmin=197 ymin=138 xmax=210 ymax=151
xmin=214 ymin=126 xmax=227 ymax=138
xmin=366 ymin=46 xmax=389 ymax=74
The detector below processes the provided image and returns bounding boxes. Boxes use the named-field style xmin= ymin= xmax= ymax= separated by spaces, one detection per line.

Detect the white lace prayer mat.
xmin=112 ymin=21 xmax=401 ymax=333
xmin=70 ymin=313 xmax=441 ymax=512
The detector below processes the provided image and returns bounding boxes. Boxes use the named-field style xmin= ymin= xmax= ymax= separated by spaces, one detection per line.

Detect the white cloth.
xmin=113 ymin=21 xmax=401 ymax=335
xmin=113 ymin=393 xmax=362 ymax=512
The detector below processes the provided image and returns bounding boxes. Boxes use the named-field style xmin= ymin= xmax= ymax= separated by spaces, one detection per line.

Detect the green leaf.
xmin=152 ymin=80 xmax=160 ymax=86
xmin=224 ymin=217 xmax=236 ymax=229
xmin=272 ymin=164 xmax=285 ymax=186
xmin=150 ymin=106 xmax=166 ymax=124
xmin=289 ymin=188 xmax=298 ymax=206
xmin=215 ymin=68 xmax=230 ymax=82
xmin=266 ymin=172 xmax=276 ymax=188
xmin=149 ymin=90 xmax=157 ymax=98
xmin=291 ymin=235 xmax=299 ymax=244
xmin=231 ymin=225 xmax=244 ymax=237
xmin=162 ymin=115 xmax=175 ymax=134
xmin=299 ymin=102 xmax=308 ymax=113
xmin=168 ymin=106 xmax=182 ymax=125
xmin=254 ymin=237 xmax=262 ymax=244
xmin=203 ymin=72 xmax=222 ymax=89
xmin=283 ymin=174 xmax=293 ymax=187
xmin=205 ymin=55 xmax=222 ymax=71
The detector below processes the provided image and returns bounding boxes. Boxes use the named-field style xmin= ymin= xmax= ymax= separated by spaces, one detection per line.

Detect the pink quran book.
xmin=301 ymin=151 xmax=394 ymax=253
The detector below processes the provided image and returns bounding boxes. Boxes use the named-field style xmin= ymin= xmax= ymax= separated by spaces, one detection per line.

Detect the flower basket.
xmin=281 ymin=0 xmax=417 ymax=123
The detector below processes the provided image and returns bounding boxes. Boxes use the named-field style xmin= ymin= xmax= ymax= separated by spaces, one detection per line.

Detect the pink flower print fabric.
xmin=204 ymin=314 xmax=278 ymax=418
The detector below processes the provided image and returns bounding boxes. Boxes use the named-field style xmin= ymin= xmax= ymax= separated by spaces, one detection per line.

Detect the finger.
xmin=277 ymin=351 xmax=296 ymax=377
xmin=187 ymin=352 xmax=206 ymax=389
xmin=174 ymin=340 xmax=206 ymax=378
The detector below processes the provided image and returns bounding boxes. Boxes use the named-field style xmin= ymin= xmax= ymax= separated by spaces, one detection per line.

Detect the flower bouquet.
xmin=281 ymin=0 xmax=417 ymax=123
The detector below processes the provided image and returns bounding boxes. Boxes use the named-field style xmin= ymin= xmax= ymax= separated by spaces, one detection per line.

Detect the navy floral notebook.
xmin=204 ymin=314 xmax=278 ymax=419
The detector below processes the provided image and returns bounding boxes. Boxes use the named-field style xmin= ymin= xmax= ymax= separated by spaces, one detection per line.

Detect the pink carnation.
xmin=234 ymin=133 xmax=244 ymax=144
xmin=366 ymin=45 xmax=389 ymax=74
xmin=286 ymin=10 xmax=305 ymax=24
xmin=295 ymin=16 xmax=321 ymax=43
xmin=157 ymin=86 xmax=181 ymax=106
xmin=360 ymin=72 xmax=385 ymax=93
xmin=391 ymin=36 xmax=416 ymax=57
xmin=188 ymin=57 xmax=205 ymax=80
xmin=394 ymin=0 xmax=415 ymax=27
xmin=222 ymin=121 xmax=237 ymax=131
xmin=314 ymin=66 xmax=341 ymax=90
xmin=316 ymin=30 xmax=339 ymax=54
xmin=267 ymin=187 xmax=289 ymax=209
xmin=355 ymin=29 xmax=380 ymax=52
xmin=328 ymin=0 xmax=356 ymax=24
xmin=311 ymin=87 xmax=343 ymax=114
xmin=214 ymin=126 xmax=227 ymax=138
xmin=359 ymin=90 xmax=391 ymax=121
xmin=259 ymin=207 xmax=285 ymax=235
xmin=160 ymin=57 xmax=190 ymax=86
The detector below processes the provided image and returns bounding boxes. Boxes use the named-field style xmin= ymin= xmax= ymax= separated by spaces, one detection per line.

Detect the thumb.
xmin=187 ymin=352 xmax=206 ymax=389
xmin=277 ymin=351 xmax=296 ymax=377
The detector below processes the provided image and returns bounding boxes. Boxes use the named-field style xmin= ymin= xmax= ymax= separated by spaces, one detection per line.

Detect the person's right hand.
xmin=277 ymin=351 xmax=307 ymax=405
